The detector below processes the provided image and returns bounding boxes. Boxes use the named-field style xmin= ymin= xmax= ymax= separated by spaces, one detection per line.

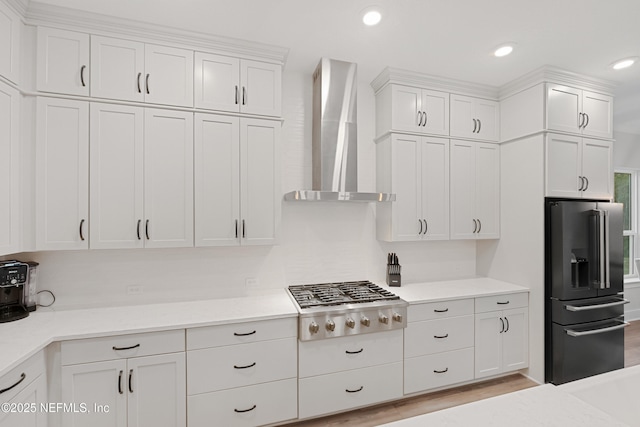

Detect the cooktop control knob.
xmin=345 ymin=318 xmax=355 ymax=329
xmin=392 ymin=312 xmax=403 ymax=323
xmin=309 ymin=321 xmax=320 ymax=334
xmin=379 ymin=314 xmax=389 ymax=324
xmin=326 ymin=320 xmax=336 ymax=332
xmin=361 ymin=316 xmax=370 ymax=327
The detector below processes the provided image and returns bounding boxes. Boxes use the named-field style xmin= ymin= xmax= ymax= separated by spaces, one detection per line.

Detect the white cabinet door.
xmin=474 ymin=312 xmax=502 ymax=378
xmin=474 ymin=98 xmax=499 ymax=141
xmin=91 ymin=36 xmax=145 ymax=102
xmin=37 ymin=27 xmax=90 ymax=96
xmin=421 ymin=90 xmax=450 ymax=136
xmin=391 ymin=134 xmax=421 ymax=241
xmin=90 ymin=103 xmax=144 ymax=249
xmin=545 ymin=133 xmax=582 ymax=198
xmin=240 ymin=59 xmax=281 ymax=117
xmin=450 ymin=94 xmax=475 ymax=139
xmin=127 ymin=353 xmax=186 ymax=427
xmin=421 ymin=137 xmax=449 ymax=239
xmin=144 ymin=44 xmax=193 ymax=107
xmin=547 ymin=84 xmax=582 ymax=134
xmin=450 ymin=140 xmax=476 ymax=239
xmin=144 ymin=109 xmax=193 ymax=248
xmin=36 ymin=97 xmax=89 ymax=250
xmin=61 ymin=360 xmax=128 ymax=427
xmin=581 ymin=138 xmax=613 ymax=199
xmin=0 ymin=375 xmax=48 ymax=427
xmin=194 ymin=52 xmax=240 ymax=112
xmin=0 ymin=82 xmax=19 ymax=255
xmin=390 ymin=85 xmax=422 ymax=133
xmin=240 ymin=118 xmax=280 ymax=245
xmin=502 ymin=307 xmax=529 ymax=372
xmin=194 ymin=113 xmax=240 ymax=247
xmin=0 ymin=2 xmax=20 ymax=84
xmin=475 ymin=142 xmax=499 ymax=239
xmin=582 ymin=91 xmax=613 ymax=139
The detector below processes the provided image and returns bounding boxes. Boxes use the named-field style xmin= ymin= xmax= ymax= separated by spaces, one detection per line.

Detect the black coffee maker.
xmin=0 ymin=261 xmax=29 ymax=323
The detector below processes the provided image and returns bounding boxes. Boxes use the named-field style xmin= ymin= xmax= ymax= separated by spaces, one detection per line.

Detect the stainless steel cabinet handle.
xmin=235 ymin=219 xmax=238 ymax=239
xmin=477 ymin=219 xmax=482 ymax=233
xmin=137 ymin=219 xmax=141 ymax=240
xmin=137 ymin=72 xmax=142 ymax=93
xmin=345 ymin=348 xmax=364 ymax=355
xmin=235 ymin=85 xmax=239 ymax=105
xmin=346 ymin=386 xmax=364 ymax=393
xmin=499 ymin=317 xmax=505 ymax=333
xmin=145 ymin=74 xmax=150 ymax=94
xmin=584 ymin=113 xmax=589 ymax=128
xmin=504 ymin=317 xmax=510 ymax=333
xmin=233 ymin=362 xmax=256 ymax=369
xmin=472 ymin=118 xmax=477 ymax=133
xmin=242 ymin=86 xmax=246 ymax=105
xmin=497 ymin=301 xmax=510 ymax=305
xmin=434 ymin=334 xmax=449 ymax=339
xmin=128 ymin=369 xmax=133 ymax=393
xmin=565 ymin=299 xmax=629 ymax=312
xmin=233 ymin=330 xmax=256 ymax=337
xmin=433 ymin=368 xmax=448 ymax=374
xmin=234 ymin=405 xmax=256 ymax=413
xmin=0 ymin=373 xmax=25 ymax=395
xmin=417 ymin=111 xmax=423 ymax=127
xmin=113 ymin=344 xmax=141 ymax=351
xmin=583 ymin=176 xmax=589 ymax=192
xmin=578 ymin=176 xmax=584 ymax=191
xmin=418 ymin=219 xmax=423 ymax=235
xmin=242 ymin=219 xmax=246 ymax=238
xmin=566 ymin=320 xmax=629 ymax=337
xmin=80 ymin=65 xmax=86 ymax=87
xmin=79 ymin=219 xmax=85 ymax=241
xmin=145 ymin=220 xmax=150 ymax=240
xmin=423 ymin=219 xmax=428 ymax=235
xmin=434 ymin=308 xmax=448 ymax=313
xmin=578 ymin=112 xmax=584 ymax=128
xmin=472 ymin=219 xmax=478 ymax=233
xmin=118 ymin=370 xmax=123 ymax=394
xmin=477 ymin=119 xmax=481 ymax=133
xmin=423 ymin=112 xmax=428 ymax=127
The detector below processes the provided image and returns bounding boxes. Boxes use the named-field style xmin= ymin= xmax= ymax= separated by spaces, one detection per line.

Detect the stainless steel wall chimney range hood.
xmin=284 ymin=58 xmax=395 ymax=202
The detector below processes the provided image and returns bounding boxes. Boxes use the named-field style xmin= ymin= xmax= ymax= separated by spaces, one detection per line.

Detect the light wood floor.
xmin=289 ymin=319 xmax=640 ymax=427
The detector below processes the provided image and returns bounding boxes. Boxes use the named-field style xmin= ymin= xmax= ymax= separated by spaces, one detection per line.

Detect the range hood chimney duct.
xmin=284 ymin=58 xmax=395 ymax=202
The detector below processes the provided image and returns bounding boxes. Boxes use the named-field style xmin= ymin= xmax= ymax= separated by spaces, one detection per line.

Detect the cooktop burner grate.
xmin=288 ymin=280 xmax=400 ymax=309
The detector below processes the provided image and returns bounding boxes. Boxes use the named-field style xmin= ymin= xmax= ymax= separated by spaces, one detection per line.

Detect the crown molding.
xmin=2 ymin=0 xmax=28 ymax=17
xmin=499 ymin=65 xmax=617 ymax=99
xmin=24 ymin=1 xmax=289 ymax=65
xmin=371 ymin=67 xmax=500 ymax=100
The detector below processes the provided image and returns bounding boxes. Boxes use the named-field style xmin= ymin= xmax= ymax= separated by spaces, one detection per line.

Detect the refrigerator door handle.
xmin=566 ymin=320 xmax=629 ymax=337
xmin=604 ymin=210 xmax=610 ymax=288
xmin=592 ymin=209 xmax=607 ymax=289
xmin=565 ymin=298 xmax=629 ymax=311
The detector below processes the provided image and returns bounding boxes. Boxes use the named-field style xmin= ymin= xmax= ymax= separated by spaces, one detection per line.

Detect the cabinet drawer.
xmin=298 ymin=330 xmax=402 ymax=378
xmin=475 ymin=292 xmax=528 ymax=313
xmin=188 ymin=378 xmax=297 ymax=427
xmin=61 ymin=329 xmax=185 ymax=365
xmin=404 ymin=347 xmax=474 ymax=394
xmin=408 ymin=299 xmax=474 ymax=322
xmin=404 ymin=315 xmax=474 ymax=357
xmin=299 ymin=362 xmax=403 ymax=419
xmin=186 ymin=317 xmax=296 ymax=350
xmin=187 ymin=337 xmax=296 ymax=394
xmin=0 ymin=351 xmax=45 ymax=403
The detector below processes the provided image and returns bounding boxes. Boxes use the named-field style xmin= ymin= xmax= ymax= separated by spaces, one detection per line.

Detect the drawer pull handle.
xmin=434 ymin=368 xmax=449 ymax=374
xmin=233 ymin=362 xmax=256 ymax=369
xmin=233 ymin=330 xmax=256 ymax=337
xmin=345 ymin=348 xmax=363 ymax=355
xmin=0 ymin=373 xmax=25 ymax=395
xmin=434 ymin=334 xmax=449 ymax=339
xmin=497 ymin=301 xmax=510 ymax=305
xmin=112 ymin=344 xmax=141 ymax=351
xmin=504 ymin=317 xmax=510 ymax=333
xmin=434 ymin=308 xmax=449 ymax=313
xmin=346 ymin=386 xmax=364 ymax=393
xmin=118 ymin=370 xmax=123 ymax=394
xmin=128 ymin=369 xmax=133 ymax=393
xmin=234 ymin=404 xmax=256 ymax=413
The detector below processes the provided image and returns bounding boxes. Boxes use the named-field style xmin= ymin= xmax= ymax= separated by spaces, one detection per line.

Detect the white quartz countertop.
xmin=386 ymin=277 xmax=529 ymax=304
xmin=0 ymin=290 xmax=298 ymax=377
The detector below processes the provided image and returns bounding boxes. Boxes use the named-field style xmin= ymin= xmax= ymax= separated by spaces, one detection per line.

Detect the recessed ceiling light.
xmin=611 ymin=57 xmax=638 ymax=70
xmin=362 ymin=8 xmax=382 ymax=26
xmin=494 ymin=44 xmax=515 ymax=58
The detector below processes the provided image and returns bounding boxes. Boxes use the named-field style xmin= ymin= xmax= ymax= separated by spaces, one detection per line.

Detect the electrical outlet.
xmin=127 ymin=285 xmax=143 ymax=295
xmin=245 ymin=278 xmax=258 ymax=288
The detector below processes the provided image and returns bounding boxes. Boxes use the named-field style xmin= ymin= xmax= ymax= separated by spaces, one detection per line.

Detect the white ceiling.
xmin=34 ymin=0 xmax=640 ymax=133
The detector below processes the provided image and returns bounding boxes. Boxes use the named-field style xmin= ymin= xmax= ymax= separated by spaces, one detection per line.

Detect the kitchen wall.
xmin=10 ymin=63 xmax=477 ymax=309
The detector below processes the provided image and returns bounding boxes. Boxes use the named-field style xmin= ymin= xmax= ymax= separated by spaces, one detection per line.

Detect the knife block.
xmin=386 ymin=265 xmax=401 ymax=287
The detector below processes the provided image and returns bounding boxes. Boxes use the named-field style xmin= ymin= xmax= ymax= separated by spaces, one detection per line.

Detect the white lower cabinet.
xmin=60 ymin=331 xmax=186 ymax=427
xmin=474 ymin=293 xmax=529 ymax=379
xmin=186 ymin=318 xmax=298 ymax=427
xmin=404 ymin=348 xmax=474 ymax=394
xmin=298 ymin=330 xmax=403 ymax=419
xmin=0 ymin=351 xmax=47 ymax=427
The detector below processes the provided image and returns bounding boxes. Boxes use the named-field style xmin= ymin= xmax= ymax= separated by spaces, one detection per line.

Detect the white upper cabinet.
xmin=144 ymin=44 xmax=194 ymax=107
xmin=36 ymin=97 xmax=89 ymax=250
xmin=90 ymin=35 xmax=145 ymax=102
xmin=37 ymin=27 xmax=90 ymax=96
xmin=376 ymin=134 xmax=449 ymax=242
xmin=195 ymin=52 xmax=281 ymax=116
xmin=0 ymin=81 xmax=19 ymax=256
xmin=450 ymin=140 xmax=499 ymax=239
xmin=90 ymin=103 xmax=144 ymax=250
xmin=450 ymin=94 xmax=499 ymax=142
xmin=546 ymin=84 xmax=612 ymax=139
xmin=546 ymin=133 xmax=613 ymax=199
xmin=0 ymin=1 xmax=21 ymax=84
xmin=376 ymin=84 xmax=449 ymax=137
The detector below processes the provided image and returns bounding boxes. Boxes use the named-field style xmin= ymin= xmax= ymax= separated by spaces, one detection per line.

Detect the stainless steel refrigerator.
xmin=545 ymin=199 xmax=628 ymax=385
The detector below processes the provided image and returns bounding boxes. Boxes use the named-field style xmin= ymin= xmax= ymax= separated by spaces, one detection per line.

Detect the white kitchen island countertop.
xmin=385 ymin=277 xmax=529 ymax=304
xmin=0 ymin=290 xmax=298 ymax=377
